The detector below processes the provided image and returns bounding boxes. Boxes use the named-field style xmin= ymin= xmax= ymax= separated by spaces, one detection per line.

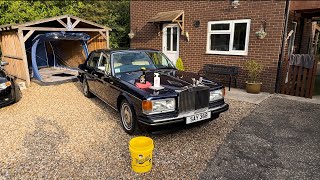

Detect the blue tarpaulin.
xmin=31 ymin=32 xmax=90 ymax=81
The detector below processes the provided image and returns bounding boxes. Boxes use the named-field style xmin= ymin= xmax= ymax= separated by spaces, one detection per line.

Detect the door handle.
xmin=84 ymin=69 xmax=88 ymax=72
xmin=93 ymin=74 xmax=98 ymax=77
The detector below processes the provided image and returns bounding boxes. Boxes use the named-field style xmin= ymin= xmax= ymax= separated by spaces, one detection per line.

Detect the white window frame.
xmin=206 ymin=19 xmax=251 ymax=56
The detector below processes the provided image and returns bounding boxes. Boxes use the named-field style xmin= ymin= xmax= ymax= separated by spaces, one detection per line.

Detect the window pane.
xmin=211 ymin=24 xmax=229 ymax=30
xmin=173 ymin=27 xmax=177 ymax=51
xmin=210 ymin=34 xmax=230 ymax=51
xmin=167 ymin=28 xmax=171 ymax=51
xmin=233 ymin=23 xmax=247 ymax=50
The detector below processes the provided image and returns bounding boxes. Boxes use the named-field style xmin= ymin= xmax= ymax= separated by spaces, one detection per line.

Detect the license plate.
xmin=186 ymin=112 xmax=211 ymax=124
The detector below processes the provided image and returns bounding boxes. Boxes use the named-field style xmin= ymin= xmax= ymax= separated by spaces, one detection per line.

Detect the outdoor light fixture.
xmin=128 ymin=29 xmax=135 ymax=39
xmin=231 ymin=0 xmax=240 ymax=8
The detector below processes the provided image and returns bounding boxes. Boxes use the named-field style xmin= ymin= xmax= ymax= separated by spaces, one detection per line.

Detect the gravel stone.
xmin=0 ymin=82 xmax=254 ymax=179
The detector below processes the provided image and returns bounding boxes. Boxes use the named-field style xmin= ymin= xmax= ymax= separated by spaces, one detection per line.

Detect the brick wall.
xmin=130 ymin=0 xmax=287 ymax=93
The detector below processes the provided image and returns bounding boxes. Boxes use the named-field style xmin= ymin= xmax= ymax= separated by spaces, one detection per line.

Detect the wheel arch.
xmin=117 ymin=93 xmax=137 ymax=114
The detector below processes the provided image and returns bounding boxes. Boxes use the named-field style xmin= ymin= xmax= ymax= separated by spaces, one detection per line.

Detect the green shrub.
xmin=176 ymin=57 xmax=185 ymax=71
xmin=244 ymin=60 xmax=263 ymax=83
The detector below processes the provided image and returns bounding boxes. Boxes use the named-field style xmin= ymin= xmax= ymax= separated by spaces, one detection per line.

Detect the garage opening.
xmin=0 ymin=14 xmax=111 ymax=87
xmin=28 ymin=32 xmax=90 ymax=83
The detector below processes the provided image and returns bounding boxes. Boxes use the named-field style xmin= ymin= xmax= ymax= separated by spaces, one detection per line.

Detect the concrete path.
xmin=200 ymin=96 xmax=320 ymax=179
xmin=225 ymin=88 xmax=272 ymax=104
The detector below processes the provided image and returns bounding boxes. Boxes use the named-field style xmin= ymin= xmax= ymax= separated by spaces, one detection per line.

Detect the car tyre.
xmin=82 ymin=78 xmax=93 ymax=98
xmin=120 ymin=99 xmax=140 ymax=135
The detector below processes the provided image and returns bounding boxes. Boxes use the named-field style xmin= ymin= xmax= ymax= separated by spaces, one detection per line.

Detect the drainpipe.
xmin=275 ymin=0 xmax=290 ymax=93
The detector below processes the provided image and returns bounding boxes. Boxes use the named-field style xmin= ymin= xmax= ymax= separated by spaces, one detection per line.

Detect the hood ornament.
xmin=192 ymin=77 xmax=204 ymax=87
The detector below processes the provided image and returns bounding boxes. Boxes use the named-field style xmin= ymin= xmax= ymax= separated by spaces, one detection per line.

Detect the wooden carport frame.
xmin=0 ymin=14 xmax=112 ymax=87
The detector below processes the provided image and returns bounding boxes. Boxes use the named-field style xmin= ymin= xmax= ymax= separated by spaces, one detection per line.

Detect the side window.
xmin=87 ymin=52 xmax=100 ymax=68
xmin=97 ymin=52 xmax=111 ymax=74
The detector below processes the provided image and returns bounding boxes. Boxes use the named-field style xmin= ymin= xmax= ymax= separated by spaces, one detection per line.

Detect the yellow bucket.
xmin=129 ymin=136 xmax=154 ymax=173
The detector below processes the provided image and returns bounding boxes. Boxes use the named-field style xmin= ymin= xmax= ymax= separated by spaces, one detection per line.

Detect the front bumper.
xmin=137 ymin=103 xmax=229 ymax=130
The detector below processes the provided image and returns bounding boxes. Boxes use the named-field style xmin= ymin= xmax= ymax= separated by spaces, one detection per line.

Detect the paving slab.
xmin=225 ymin=88 xmax=272 ymax=104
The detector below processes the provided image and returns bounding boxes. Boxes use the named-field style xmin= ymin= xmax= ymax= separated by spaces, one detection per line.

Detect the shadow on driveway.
xmin=200 ymin=96 xmax=320 ymax=179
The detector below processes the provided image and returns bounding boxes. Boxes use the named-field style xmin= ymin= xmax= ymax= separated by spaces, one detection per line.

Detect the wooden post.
xmin=18 ymin=29 xmax=30 ymax=87
xmin=106 ymin=30 xmax=110 ymax=49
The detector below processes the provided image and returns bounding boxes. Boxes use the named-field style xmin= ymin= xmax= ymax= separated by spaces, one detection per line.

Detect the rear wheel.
xmin=120 ymin=99 xmax=140 ymax=135
xmin=82 ymin=78 xmax=93 ymax=98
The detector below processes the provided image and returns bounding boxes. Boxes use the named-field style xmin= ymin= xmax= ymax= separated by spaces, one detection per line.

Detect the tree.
xmin=0 ymin=1 xmax=84 ymax=24
xmin=0 ymin=0 xmax=130 ymax=48
xmin=78 ymin=0 xmax=130 ymax=48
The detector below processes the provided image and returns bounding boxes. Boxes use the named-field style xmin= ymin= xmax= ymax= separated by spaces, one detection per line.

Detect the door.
xmin=95 ymin=52 xmax=111 ymax=101
xmin=95 ymin=52 xmax=119 ymax=108
xmin=86 ymin=52 xmax=100 ymax=93
xmin=162 ymin=24 xmax=179 ymax=65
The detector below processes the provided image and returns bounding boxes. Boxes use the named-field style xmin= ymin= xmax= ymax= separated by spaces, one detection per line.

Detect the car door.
xmin=94 ymin=52 xmax=112 ymax=101
xmin=96 ymin=52 xmax=121 ymax=108
xmin=85 ymin=52 xmax=100 ymax=94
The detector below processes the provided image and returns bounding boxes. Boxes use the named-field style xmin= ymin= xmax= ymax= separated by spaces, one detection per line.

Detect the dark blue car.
xmin=0 ymin=61 xmax=21 ymax=108
xmin=78 ymin=49 xmax=229 ymax=134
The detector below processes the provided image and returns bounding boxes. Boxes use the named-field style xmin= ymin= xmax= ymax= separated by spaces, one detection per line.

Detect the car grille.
xmin=178 ymin=86 xmax=209 ymax=113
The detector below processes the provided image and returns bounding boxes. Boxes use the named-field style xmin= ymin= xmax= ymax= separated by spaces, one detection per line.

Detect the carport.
xmin=0 ymin=14 xmax=111 ymax=87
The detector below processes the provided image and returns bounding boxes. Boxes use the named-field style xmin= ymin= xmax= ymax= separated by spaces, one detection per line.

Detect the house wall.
xmin=130 ymin=0 xmax=287 ymax=93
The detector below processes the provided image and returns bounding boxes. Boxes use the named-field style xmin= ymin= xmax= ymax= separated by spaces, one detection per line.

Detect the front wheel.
xmin=120 ymin=99 xmax=140 ymax=135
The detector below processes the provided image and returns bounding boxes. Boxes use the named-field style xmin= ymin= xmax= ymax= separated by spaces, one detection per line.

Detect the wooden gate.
xmin=280 ymin=56 xmax=318 ymax=98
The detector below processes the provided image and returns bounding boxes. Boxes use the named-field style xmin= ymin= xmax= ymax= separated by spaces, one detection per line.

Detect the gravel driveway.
xmin=200 ymin=96 xmax=320 ymax=179
xmin=0 ymin=82 xmax=254 ymax=179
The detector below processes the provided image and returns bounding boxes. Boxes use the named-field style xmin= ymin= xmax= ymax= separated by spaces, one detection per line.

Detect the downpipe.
xmin=275 ymin=0 xmax=290 ymax=93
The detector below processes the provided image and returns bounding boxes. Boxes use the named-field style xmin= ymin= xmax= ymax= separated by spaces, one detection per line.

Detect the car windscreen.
xmin=146 ymin=52 xmax=176 ymax=69
xmin=113 ymin=51 xmax=176 ymax=74
xmin=113 ymin=52 xmax=156 ymax=74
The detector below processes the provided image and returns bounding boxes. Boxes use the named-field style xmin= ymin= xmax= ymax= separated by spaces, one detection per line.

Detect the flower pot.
xmin=246 ymin=82 xmax=262 ymax=94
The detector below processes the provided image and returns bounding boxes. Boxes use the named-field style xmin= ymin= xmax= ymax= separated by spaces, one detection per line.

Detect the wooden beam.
xmin=69 ymin=15 xmax=112 ymax=31
xmin=106 ymin=31 xmax=109 ymax=49
xmin=87 ymin=34 xmax=101 ymax=44
xmin=316 ymin=25 xmax=320 ymax=32
xmin=57 ymin=19 xmax=67 ymax=28
xmin=13 ymin=14 xmax=69 ymax=28
xmin=99 ymin=31 xmax=108 ymax=41
xmin=17 ymin=30 xmax=30 ymax=87
xmin=2 ymin=54 xmax=23 ymax=60
xmin=67 ymin=17 xmax=72 ymax=30
xmin=23 ymin=30 xmax=34 ymax=42
xmin=20 ymin=27 xmax=107 ymax=32
xmin=71 ymin=19 xmax=80 ymax=29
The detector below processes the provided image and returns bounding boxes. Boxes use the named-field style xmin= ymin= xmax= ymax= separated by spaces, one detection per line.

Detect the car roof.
xmin=91 ymin=48 xmax=160 ymax=54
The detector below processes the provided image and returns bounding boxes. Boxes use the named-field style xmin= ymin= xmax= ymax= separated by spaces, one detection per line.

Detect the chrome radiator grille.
xmin=178 ymin=87 xmax=209 ymax=113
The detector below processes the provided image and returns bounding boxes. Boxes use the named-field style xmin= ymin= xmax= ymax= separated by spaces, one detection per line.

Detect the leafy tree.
xmin=0 ymin=1 xmax=84 ymax=24
xmin=78 ymin=0 xmax=130 ymax=48
xmin=0 ymin=0 xmax=130 ymax=48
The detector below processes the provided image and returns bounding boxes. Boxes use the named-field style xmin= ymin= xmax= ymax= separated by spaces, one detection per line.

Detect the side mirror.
xmin=0 ymin=61 xmax=9 ymax=66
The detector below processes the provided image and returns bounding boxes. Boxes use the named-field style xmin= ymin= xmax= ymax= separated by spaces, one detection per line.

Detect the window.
xmin=206 ymin=19 xmax=251 ymax=55
xmin=97 ymin=52 xmax=111 ymax=74
xmin=87 ymin=52 xmax=100 ymax=68
xmin=166 ymin=26 xmax=178 ymax=52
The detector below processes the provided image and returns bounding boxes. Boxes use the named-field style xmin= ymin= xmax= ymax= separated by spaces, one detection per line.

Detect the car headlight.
xmin=0 ymin=81 xmax=11 ymax=90
xmin=210 ymin=88 xmax=225 ymax=101
xmin=142 ymin=98 xmax=175 ymax=114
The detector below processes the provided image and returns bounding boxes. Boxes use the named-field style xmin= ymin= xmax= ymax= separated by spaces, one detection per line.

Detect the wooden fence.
xmin=280 ymin=56 xmax=318 ymax=98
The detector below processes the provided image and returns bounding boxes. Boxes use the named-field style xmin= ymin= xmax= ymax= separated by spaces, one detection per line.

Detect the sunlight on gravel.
xmin=0 ymin=82 xmax=255 ymax=179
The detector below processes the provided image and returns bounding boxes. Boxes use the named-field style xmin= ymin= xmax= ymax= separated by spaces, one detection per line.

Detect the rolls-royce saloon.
xmin=78 ymin=49 xmax=229 ymax=134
